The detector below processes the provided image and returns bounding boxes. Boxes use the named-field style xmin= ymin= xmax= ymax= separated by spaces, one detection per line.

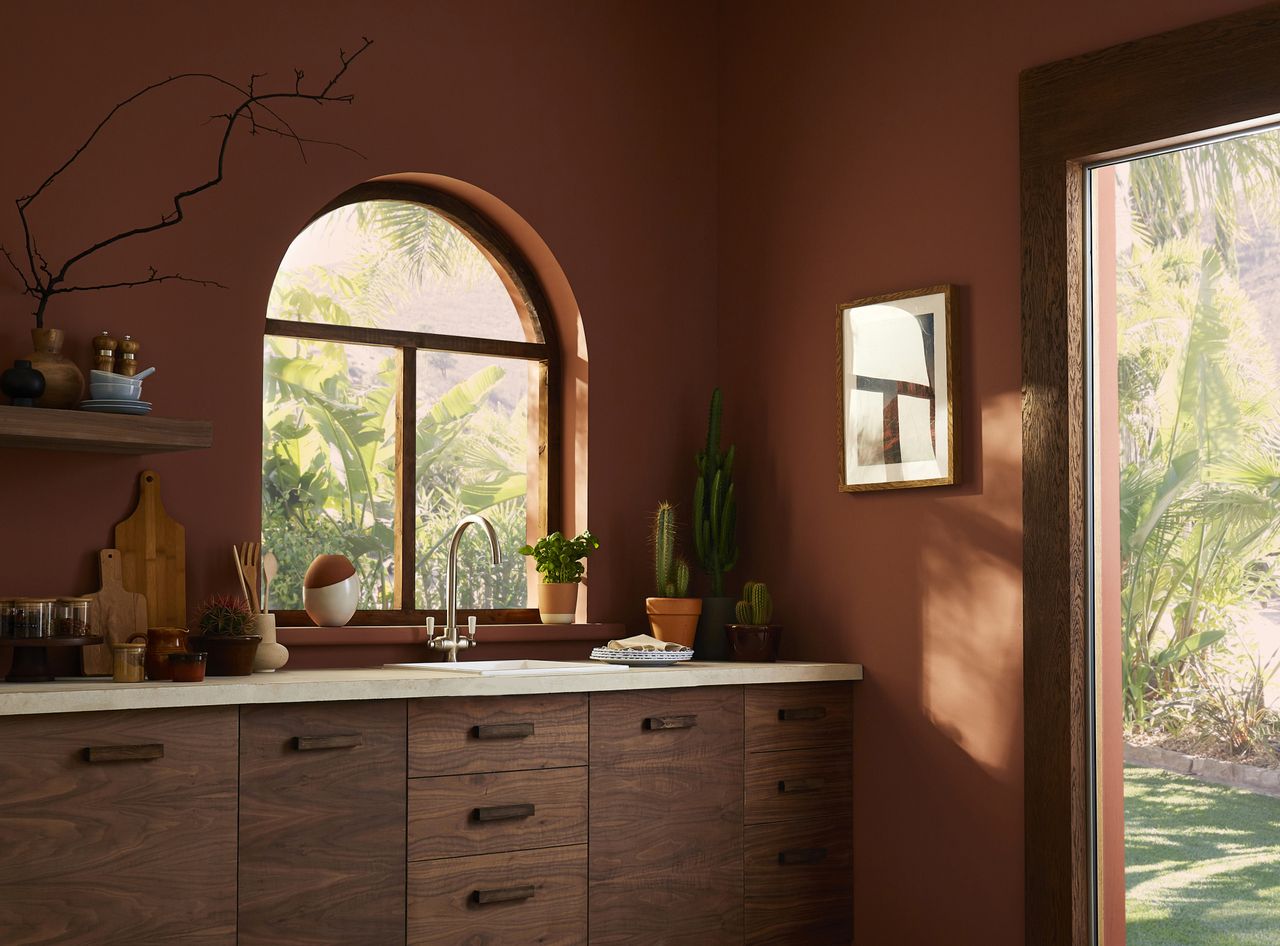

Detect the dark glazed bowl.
xmin=725 ymin=624 xmax=782 ymax=662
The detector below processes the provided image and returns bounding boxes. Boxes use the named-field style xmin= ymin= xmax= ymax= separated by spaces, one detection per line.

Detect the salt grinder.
xmin=118 ymin=335 xmax=141 ymax=377
xmin=92 ymin=331 xmax=118 ymax=374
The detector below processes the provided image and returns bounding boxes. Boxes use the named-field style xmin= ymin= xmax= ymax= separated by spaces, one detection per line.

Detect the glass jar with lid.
xmin=112 ymin=642 xmax=146 ymax=683
xmin=13 ymin=598 xmax=54 ymax=638
xmin=54 ymin=597 xmax=92 ymax=637
xmin=0 ymin=599 xmax=13 ymax=638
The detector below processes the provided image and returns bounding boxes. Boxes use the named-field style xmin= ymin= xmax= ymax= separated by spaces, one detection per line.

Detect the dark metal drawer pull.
xmin=83 ymin=743 xmax=164 ymax=763
xmin=293 ymin=733 xmax=362 ymax=751
xmin=779 ymin=777 xmax=826 ymax=794
xmin=473 ymin=722 xmax=535 ymax=740
xmin=474 ymin=803 xmax=536 ymax=822
xmin=473 ymin=884 xmax=536 ymax=905
xmin=644 ymin=714 xmax=698 ymax=731
xmin=779 ymin=847 xmax=828 ymax=866
xmin=778 ymin=706 xmax=827 ymax=721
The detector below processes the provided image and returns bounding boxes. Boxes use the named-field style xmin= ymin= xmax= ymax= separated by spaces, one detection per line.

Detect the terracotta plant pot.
xmin=192 ymin=635 xmax=261 ymax=676
xmin=537 ymin=582 xmax=579 ymax=624
xmin=645 ymin=597 xmax=703 ymax=648
xmin=725 ymin=624 xmax=782 ymax=662
xmin=29 ymin=327 xmax=84 ymax=409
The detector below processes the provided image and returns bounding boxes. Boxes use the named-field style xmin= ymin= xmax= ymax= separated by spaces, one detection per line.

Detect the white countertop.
xmin=0 ymin=662 xmax=863 ymax=716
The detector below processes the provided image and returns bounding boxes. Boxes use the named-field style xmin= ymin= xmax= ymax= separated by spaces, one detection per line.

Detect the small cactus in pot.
xmin=727 ymin=580 xmax=781 ymax=662
xmin=645 ymin=501 xmax=701 ymax=648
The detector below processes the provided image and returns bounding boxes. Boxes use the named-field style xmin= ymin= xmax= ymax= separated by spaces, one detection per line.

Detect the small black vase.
xmin=1 ymin=360 xmax=45 ymax=407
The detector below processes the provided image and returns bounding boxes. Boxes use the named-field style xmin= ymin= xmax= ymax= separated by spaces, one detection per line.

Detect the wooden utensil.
xmin=238 ymin=542 xmax=261 ymax=613
xmin=262 ymin=551 xmax=278 ymax=612
xmin=115 ymin=470 xmax=186 ymax=628
xmin=232 ymin=546 xmax=251 ymax=608
xmin=81 ymin=549 xmax=148 ymax=676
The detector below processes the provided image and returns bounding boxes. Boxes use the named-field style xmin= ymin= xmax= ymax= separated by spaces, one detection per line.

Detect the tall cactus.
xmin=735 ymin=580 xmax=773 ymax=624
xmin=694 ymin=388 xmax=739 ymax=596
xmin=653 ymin=501 xmax=676 ymax=596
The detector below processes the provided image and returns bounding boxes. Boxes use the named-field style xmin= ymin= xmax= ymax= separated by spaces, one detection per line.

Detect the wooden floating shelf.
xmin=0 ymin=406 xmax=213 ymax=455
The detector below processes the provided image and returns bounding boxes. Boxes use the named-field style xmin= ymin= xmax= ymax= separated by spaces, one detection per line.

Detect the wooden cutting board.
xmin=115 ymin=469 xmax=186 ymax=629
xmin=82 ymin=549 xmax=148 ymax=676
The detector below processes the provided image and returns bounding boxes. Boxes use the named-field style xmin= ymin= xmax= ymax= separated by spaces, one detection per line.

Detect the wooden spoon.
xmin=262 ymin=551 xmax=278 ymax=612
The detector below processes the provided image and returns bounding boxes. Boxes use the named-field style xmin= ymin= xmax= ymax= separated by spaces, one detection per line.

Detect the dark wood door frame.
xmin=1021 ymin=5 xmax=1280 ymax=944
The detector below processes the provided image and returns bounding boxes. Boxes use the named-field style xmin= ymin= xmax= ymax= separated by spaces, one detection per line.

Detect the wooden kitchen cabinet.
xmin=0 ymin=706 xmax=238 ymax=945
xmin=238 ymin=699 xmax=407 ymax=946
xmin=588 ymin=686 xmax=745 ymax=944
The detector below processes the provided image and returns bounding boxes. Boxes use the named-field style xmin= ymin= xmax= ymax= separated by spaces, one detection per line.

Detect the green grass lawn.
xmin=1126 ymin=765 xmax=1280 ymax=945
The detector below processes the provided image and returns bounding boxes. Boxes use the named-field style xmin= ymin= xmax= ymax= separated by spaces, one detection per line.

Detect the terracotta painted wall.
xmin=716 ymin=1 xmax=1258 ymax=943
xmin=0 ymin=0 xmax=717 ymax=629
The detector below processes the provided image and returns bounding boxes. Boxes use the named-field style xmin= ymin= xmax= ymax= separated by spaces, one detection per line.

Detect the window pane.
xmin=262 ymin=336 xmax=398 ymax=610
xmin=269 ymin=200 xmax=536 ymax=343
xmin=415 ymin=350 xmax=534 ymax=610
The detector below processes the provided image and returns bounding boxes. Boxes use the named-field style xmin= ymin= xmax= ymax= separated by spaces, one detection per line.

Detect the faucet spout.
xmin=433 ymin=514 xmax=503 ymax=662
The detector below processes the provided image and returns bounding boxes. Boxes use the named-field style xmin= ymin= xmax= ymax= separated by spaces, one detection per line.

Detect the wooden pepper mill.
xmin=91 ymin=331 xmax=118 ymax=374
xmin=117 ymin=335 xmax=141 ymax=377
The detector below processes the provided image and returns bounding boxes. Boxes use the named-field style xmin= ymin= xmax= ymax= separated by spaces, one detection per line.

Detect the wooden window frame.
xmin=1021 ymin=5 xmax=1280 ymax=943
xmin=266 ymin=181 xmax=562 ymax=627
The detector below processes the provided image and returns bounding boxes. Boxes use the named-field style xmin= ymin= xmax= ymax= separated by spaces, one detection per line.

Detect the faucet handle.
xmin=466 ymin=615 xmax=477 ymax=642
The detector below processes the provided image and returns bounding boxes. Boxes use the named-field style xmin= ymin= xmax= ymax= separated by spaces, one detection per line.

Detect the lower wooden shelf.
xmin=0 ymin=405 xmax=212 ymax=454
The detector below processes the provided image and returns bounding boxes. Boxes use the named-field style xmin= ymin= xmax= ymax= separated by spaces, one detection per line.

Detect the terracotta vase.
xmin=645 ymin=597 xmax=703 ymax=648
xmin=192 ymin=635 xmax=261 ymax=676
xmin=29 ymin=328 xmax=84 ymax=409
xmin=537 ymin=582 xmax=579 ymax=624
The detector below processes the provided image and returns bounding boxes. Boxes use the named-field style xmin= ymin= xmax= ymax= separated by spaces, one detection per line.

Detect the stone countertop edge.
xmin=0 ymin=662 xmax=864 ymax=716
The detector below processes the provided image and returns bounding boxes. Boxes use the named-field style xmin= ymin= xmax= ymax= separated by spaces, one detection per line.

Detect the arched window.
xmin=262 ymin=182 xmax=560 ymax=623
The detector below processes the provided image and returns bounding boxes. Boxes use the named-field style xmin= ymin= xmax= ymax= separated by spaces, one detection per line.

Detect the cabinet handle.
xmin=778 ymin=706 xmax=827 ymax=721
xmin=779 ymin=847 xmax=828 ymax=866
xmin=293 ymin=733 xmax=362 ymax=751
xmin=474 ymin=803 xmax=536 ymax=822
xmin=472 ymin=884 xmax=536 ymax=905
xmin=644 ymin=714 xmax=697 ymax=731
xmin=82 ymin=743 xmax=164 ymax=763
xmin=779 ymin=777 xmax=825 ymax=794
xmin=473 ymin=722 xmax=535 ymax=740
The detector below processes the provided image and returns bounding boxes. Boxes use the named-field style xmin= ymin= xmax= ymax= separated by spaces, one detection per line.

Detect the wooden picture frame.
xmin=837 ymin=284 xmax=957 ymax=491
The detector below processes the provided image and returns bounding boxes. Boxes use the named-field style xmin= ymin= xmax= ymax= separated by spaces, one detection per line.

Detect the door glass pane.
xmin=269 ymin=200 xmax=536 ymax=343
xmin=262 ymin=336 xmax=398 ymax=609
xmin=415 ymin=350 xmax=533 ymax=610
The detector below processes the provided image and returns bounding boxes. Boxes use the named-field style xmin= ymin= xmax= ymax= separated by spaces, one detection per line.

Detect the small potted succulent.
xmin=519 ymin=530 xmax=600 ymax=624
xmin=191 ymin=594 xmax=262 ymax=676
xmin=645 ymin=502 xmax=701 ymax=647
xmin=725 ymin=581 xmax=781 ymax=662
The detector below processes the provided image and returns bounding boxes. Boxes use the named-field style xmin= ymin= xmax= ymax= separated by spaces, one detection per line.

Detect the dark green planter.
xmin=694 ymin=596 xmax=736 ymax=661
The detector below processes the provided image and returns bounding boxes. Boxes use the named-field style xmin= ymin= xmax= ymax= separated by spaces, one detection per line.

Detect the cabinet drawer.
xmin=238 ymin=700 xmax=406 ymax=946
xmin=409 ymin=766 xmax=586 ymax=861
xmin=408 ymin=844 xmax=587 ymax=945
xmin=746 ymin=746 xmax=852 ymax=825
xmin=0 ymin=706 xmax=237 ymax=946
xmin=745 ymin=682 xmax=853 ymax=753
xmin=745 ymin=818 xmax=854 ymax=945
xmin=409 ymin=693 xmax=586 ymax=776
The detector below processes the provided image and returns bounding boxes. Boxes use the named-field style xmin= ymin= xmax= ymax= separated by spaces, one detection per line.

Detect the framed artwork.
xmin=837 ymin=284 xmax=957 ymax=491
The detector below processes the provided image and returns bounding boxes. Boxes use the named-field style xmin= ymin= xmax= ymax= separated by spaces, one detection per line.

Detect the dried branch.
xmin=2 ymin=38 xmax=372 ymax=327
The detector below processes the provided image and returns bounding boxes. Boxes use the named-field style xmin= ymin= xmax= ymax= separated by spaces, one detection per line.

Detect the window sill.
xmin=277 ymin=623 xmax=624 ymax=648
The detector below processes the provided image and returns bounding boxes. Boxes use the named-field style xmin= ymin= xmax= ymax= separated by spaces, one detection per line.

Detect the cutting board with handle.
xmin=115 ymin=469 xmax=186 ymax=629
xmin=82 ymin=549 xmax=148 ymax=676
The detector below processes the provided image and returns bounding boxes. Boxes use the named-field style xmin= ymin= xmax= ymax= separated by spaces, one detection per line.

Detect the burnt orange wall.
xmin=0 ymin=0 xmax=717 ymax=627
xmin=716 ymin=1 xmax=1258 ymax=943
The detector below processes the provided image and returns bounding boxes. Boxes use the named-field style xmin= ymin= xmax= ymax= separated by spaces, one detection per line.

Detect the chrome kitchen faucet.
xmin=428 ymin=514 xmax=503 ymax=662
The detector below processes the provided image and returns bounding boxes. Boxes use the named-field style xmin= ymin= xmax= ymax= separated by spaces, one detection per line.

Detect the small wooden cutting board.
xmin=82 ymin=549 xmax=148 ymax=676
xmin=115 ymin=469 xmax=186 ymax=628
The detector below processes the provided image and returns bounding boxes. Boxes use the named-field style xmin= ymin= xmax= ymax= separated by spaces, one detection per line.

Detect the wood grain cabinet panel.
xmin=409 ymin=692 xmax=587 ymax=777
xmin=588 ymin=686 xmax=744 ymax=944
xmin=745 ymin=746 xmax=853 ymax=826
xmin=409 ymin=766 xmax=586 ymax=861
xmin=408 ymin=844 xmax=587 ymax=945
xmin=745 ymin=682 xmax=854 ymax=754
xmin=238 ymin=700 xmax=406 ymax=946
xmin=0 ymin=706 xmax=237 ymax=946
xmin=745 ymin=817 xmax=854 ymax=945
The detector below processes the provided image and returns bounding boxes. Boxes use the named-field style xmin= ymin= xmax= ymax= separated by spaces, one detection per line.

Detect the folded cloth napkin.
xmin=606 ymin=634 xmax=691 ymax=652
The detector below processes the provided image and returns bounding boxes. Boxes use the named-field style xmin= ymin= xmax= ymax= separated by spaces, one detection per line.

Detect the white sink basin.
xmin=385 ymin=659 xmax=628 ymax=676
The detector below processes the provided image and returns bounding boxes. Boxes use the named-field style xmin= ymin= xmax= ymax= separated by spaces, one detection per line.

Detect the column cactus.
xmin=652 ymin=501 xmax=691 ymax=597
xmin=693 ymin=388 xmax=739 ymax=596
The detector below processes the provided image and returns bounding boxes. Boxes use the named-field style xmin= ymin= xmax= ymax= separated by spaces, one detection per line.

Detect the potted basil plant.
xmin=519 ymin=530 xmax=600 ymax=624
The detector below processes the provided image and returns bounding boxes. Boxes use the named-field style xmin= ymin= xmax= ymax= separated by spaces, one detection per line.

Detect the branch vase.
xmin=29 ymin=328 xmax=84 ymax=409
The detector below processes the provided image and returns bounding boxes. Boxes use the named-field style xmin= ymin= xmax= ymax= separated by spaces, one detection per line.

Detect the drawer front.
xmin=745 ymin=682 xmax=853 ymax=753
xmin=408 ymin=844 xmax=587 ymax=945
xmin=746 ymin=746 xmax=853 ymax=826
xmin=238 ymin=700 xmax=406 ymax=946
xmin=745 ymin=818 xmax=854 ymax=945
xmin=0 ymin=706 xmax=238 ymax=946
xmin=409 ymin=692 xmax=587 ymax=777
xmin=409 ymin=766 xmax=587 ymax=861
xmin=589 ymin=687 xmax=744 ymax=944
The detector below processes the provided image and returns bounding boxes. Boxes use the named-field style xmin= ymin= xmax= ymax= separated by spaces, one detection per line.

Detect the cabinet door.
xmin=588 ymin=686 xmax=744 ymax=945
xmin=238 ymin=700 xmax=406 ymax=946
xmin=0 ymin=706 xmax=238 ymax=945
